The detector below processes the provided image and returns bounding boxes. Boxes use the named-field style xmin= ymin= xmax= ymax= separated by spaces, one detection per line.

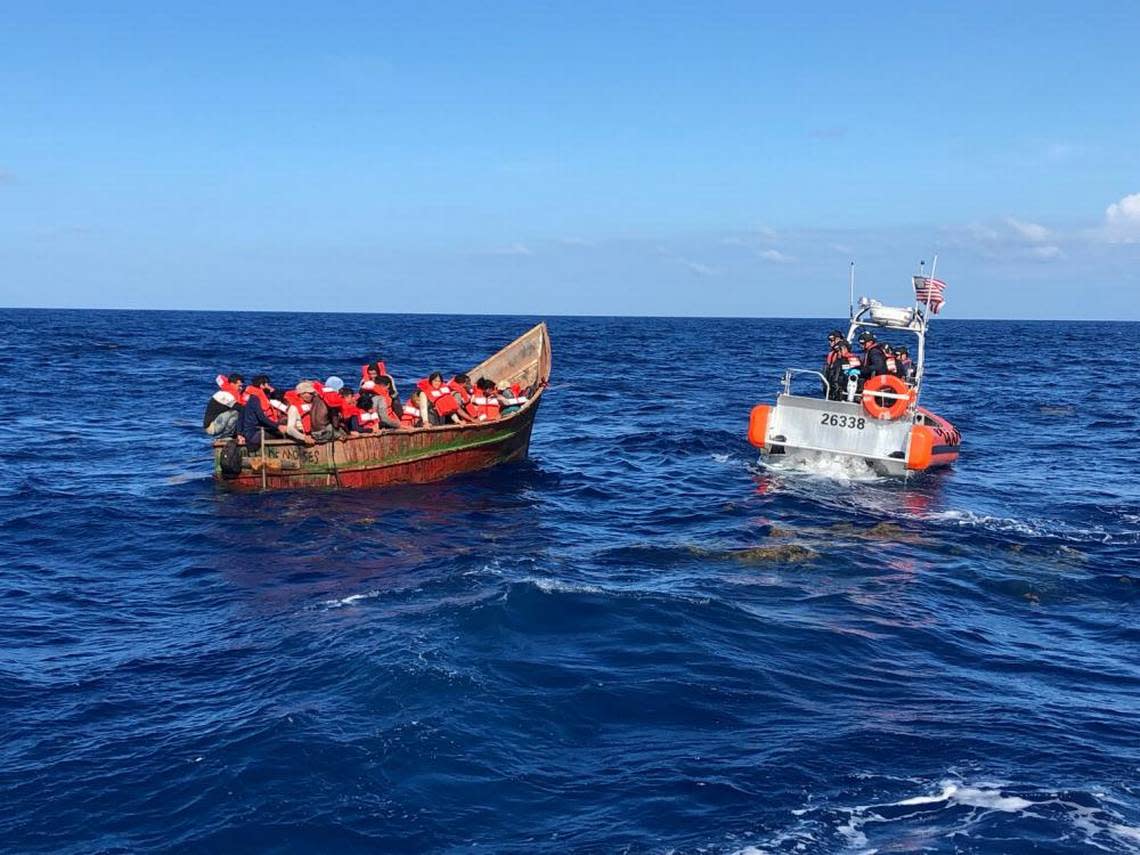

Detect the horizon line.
xmin=1 ymin=305 xmax=1137 ymax=323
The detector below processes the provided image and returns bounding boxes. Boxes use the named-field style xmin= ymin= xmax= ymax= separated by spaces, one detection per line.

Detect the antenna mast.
xmin=849 ymin=261 xmax=855 ymax=320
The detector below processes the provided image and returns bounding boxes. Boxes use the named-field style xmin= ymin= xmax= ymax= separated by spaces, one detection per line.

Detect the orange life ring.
xmin=862 ymin=374 xmax=913 ymax=420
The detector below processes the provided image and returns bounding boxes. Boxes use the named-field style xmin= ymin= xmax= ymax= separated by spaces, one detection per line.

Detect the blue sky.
xmin=2 ymin=2 xmax=1139 ymax=318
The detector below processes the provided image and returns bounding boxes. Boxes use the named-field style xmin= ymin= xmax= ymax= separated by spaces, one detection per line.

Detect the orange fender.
xmin=907 ymin=424 xmax=935 ymax=471
xmin=748 ymin=404 xmax=771 ymax=448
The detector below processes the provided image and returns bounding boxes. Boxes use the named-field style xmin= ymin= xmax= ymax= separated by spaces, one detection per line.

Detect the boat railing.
xmin=782 ymin=368 xmax=830 ymax=400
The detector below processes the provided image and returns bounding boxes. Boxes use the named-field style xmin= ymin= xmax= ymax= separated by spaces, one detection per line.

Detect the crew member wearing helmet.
xmin=825 ymin=338 xmax=862 ymax=401
xmin=895 ymin=345 xmax=915 ymax=383
xmin=821 ymin=329 xmax=847 ymax=395
xmin=857 ymin=330 xmax=889 ymax=379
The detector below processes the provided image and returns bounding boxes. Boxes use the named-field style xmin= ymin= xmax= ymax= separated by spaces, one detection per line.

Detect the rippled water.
xmin=1 ymin=310 xmax=1138 ymax=853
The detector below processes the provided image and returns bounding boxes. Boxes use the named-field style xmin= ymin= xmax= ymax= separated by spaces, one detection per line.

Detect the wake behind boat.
xmin=212 ymin=322 xmax=551 ymax=491
xmin=748 ymin=264 xmax=961 ymax=477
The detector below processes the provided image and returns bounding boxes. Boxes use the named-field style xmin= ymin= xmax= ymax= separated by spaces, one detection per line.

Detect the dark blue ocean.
xmin=2 ymin=310 xmax=1139 ymax=854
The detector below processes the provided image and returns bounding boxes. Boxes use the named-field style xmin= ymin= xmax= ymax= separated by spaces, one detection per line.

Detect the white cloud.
xmin=557 ymin=237 xmax=594 ymax=247
xmin=758 ymin=248 xmax=795 ymax=263
xmin=721 ymin=225 xmax=778 ymax=246
xmin=1103 ymin=192 xmax=1140 ymax=243
xmin=1006 ymin=217 xmax=1050 ymax=243
xmin=1030 ymin=245 xmax=1063 ymax=260
xmin=485 ymin=243 xmax=534 ymax=256
xmin=681 ymin=259 xmax=718 ymax=277
xmin=963 ymin=222 xmax=1001 ymax=243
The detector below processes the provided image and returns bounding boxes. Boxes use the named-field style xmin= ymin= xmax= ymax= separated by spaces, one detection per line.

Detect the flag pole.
xmin=927 ymin=253 xmax=939 ymax=318
xmin=915 ymin=259 xmax=924 ymax=315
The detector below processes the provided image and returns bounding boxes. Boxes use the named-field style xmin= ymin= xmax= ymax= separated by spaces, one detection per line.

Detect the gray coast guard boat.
xmin=747 ymin=270 xmax=961 ymax=477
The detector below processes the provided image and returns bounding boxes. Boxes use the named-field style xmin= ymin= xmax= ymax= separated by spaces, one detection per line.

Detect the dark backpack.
xmin=219 ymin=439 xmax=243 ymax=476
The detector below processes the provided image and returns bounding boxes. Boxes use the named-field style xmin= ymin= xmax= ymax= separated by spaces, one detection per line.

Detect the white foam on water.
xmin=762 ymin=451 xmax=886 ymax=483
xmin=921 ymin=508 xmax=1120 ymax=543
xmin=524 ymin=577 xmax=604 ymax=595
xmin=729 ymin=777 xmax=1140 ymax=854
xmin=321 ymin=589 xmax=381 ymax=608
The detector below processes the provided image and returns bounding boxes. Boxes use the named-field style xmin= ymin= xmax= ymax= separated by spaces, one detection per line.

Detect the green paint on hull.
xmin=290 ymin=428 xmax=516 ymax=476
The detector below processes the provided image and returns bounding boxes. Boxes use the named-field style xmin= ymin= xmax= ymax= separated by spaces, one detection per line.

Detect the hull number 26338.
xmin=820 ymin=413 xmax=866 ymax=430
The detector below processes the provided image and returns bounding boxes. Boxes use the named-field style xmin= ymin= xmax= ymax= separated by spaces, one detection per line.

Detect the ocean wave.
xmin=732 ymin=777 xmax=1140 ymax=854
xmin=921 ymin=509 xmax=1136 ymax=544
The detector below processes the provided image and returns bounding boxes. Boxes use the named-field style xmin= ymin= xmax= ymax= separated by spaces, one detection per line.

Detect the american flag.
xmin=912 ymin=275 xmax=947 ymax=313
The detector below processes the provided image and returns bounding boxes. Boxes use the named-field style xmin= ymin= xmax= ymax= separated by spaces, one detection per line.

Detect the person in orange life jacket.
xmin=857 ymin=331 xmax=889 ymax=379
xmin=335 ymin=388 xmax=374 ymax=436
xmin=363 ymin=374 xmax=402 ymax=429
xmin=446 ymin=373 xmax=479 ymax=423
xmin=417 ymin=372 xmax=468 ymax=425
xmin=467 ymin=377 xmax=503 ymax=421
xmin=401 ymin=390 xmax=426 ymax=428
xmin=825 ymin=339 xmax=862 ymax=401
xmin=354 ymin=392 xmax=385 ymax=433
xmin=450 ymin=373 xmax=473 ymax=406
xmin=895 ymin=346 xmax=915 ymax=383
xmin=499 ymin=382 xmax=531 ymax=415
xmin=203 ymin=373 xmax=245 ymax=438
xmin=881 ymin=343 xmax=900 ymax=376
xmin=820 ymin=330 xmax=845 ymax=397
xmin=310 ymin=376 xmax=349 ymax=441
xmin=822 ymin=329 xmax=846 ymax=375
xmin=239 ymin=375 xmax=283 ymax=450
xmin=267 ymin=388 xmax=290 ymax=422
xmin=242 ymin=374 xmax=278 ymax=422
xmin=360 ymin=361 xmax=400 ymax=401
xmin=285 ymin=382 xmax=318 ymax=446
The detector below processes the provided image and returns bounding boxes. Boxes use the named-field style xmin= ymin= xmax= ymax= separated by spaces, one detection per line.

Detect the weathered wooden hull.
xmin=213 ymin=322 xmax=551 ymax=492
xmin=215 ymin=398 xmax=541 ymax=491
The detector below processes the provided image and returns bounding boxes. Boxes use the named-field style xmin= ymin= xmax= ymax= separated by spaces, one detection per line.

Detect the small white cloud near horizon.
xmin=485 ymin=242 xmax=534 ymax=256
xmin=758 ymin=248 xmax=795 ymax=263
xmin=1103 ymin=192 xmax=1140 ymax=243
xmin=1030 ymin=245 xmax=1064 ymax=260
xmin=722 ymin=225 xmax=779 ymax=246
xmin=681 ymin=259 xmax=719 ymax=277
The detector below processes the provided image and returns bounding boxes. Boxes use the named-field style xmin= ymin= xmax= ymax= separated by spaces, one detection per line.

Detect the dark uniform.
xmin=858 ymin=333 xmax=889 ymax=378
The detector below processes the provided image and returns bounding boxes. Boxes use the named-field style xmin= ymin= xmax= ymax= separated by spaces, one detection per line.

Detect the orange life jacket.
xmin=449 ymin=379 xmax=472 ymax=405
xmin=283 ymin=391 xmax=313 ymax=432
xmin=244 ymin=386 xmax=276 ymax=421
xmin=340 ymin=401 xmax=376 ymax=433
xmin=359 ymin=362 xmax=390 ymax=390
xmin=468 ymin=394 xmax=502 ymax=421
xmin=376 ymin=387 xmax=399 ymax=423
xmin=418 ymin=380 xmax=459 ymax=417
xmin=499 ymin=383 xmax=529 ymax=408
xmin=360 ymin=361 xmax=387 ymax=380
xmin=400 ymin=402 xmax=422 ymax=428
xmin=214 ymin=374 xmax=246 ymax=406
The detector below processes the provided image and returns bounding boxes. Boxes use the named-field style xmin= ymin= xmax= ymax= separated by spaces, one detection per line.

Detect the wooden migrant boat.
xmin=213 ymin=322 xmax=552 ymax=491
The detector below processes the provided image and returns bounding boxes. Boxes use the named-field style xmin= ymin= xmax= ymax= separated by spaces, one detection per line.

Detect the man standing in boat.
xmin=857 ymin=331 xmax=889 ymax=378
